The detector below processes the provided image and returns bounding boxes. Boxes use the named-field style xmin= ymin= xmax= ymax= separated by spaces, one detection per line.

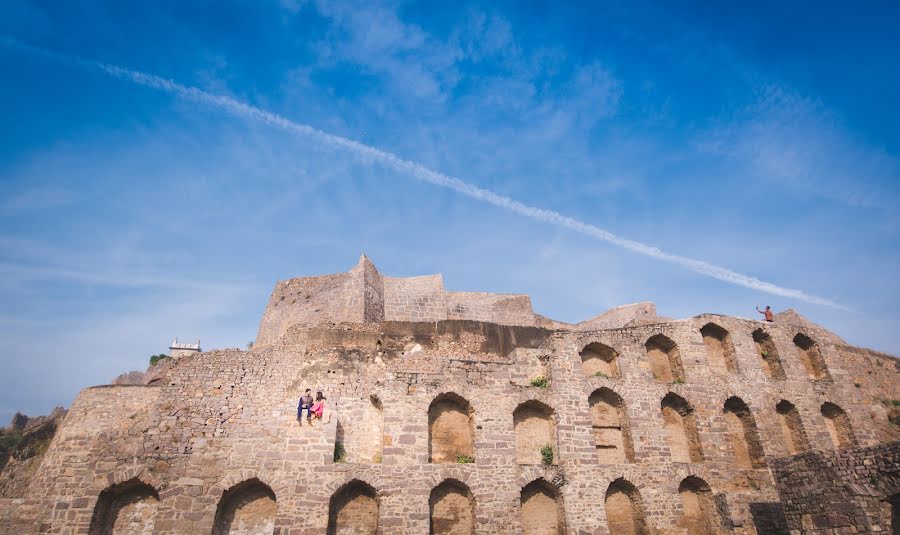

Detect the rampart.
xmin=1 ymin=257 xmax=898 ymax=534
xmin=771 ymin=442 xmax=899 ymax=533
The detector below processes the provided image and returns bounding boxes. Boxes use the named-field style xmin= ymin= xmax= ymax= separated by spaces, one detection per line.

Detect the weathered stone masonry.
xmin=1 ymin=256 xmax=898 ymax=534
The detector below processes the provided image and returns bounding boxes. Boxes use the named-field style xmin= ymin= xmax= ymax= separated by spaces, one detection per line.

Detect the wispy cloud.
xmin=0 ymin=37 xmax=846 ymax=309
xmin=699 ymin=85 xmax=900 ymax=214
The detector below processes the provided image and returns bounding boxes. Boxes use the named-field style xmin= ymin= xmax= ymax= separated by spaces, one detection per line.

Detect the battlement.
xmin=254 ymin=255 xmax=541 ymax=347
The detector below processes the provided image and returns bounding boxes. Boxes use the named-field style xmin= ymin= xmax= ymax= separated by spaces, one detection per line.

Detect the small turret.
xmin=169 ymin=338 xmax=201 ymax=358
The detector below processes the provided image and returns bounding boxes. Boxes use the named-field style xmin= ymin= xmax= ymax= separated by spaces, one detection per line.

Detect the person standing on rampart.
xmin=756 ymin=305 xmax=774 ymax=322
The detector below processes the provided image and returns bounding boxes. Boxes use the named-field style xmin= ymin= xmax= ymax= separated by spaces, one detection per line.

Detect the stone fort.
xmin=1 ymin=255 xmax=898 ymax=534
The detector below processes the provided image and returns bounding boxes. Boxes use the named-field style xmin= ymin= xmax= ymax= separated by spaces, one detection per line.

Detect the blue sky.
xmin=1 ymin=1 xmax=899 ymax=421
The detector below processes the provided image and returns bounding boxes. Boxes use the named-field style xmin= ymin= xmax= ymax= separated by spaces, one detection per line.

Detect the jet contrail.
xmin=2 ymin=37 xmax=846 ymax=309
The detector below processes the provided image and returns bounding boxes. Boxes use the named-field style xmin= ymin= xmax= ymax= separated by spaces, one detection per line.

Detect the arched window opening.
xmin=793 ymin=333 xmax=830 ymax=380
xmin=678 ymin=477 xmax=725 ymax=535
xmin=589 ymin=388 xmax=634 ymax=464
xmin=212 ymin=479 xmax=277 ymax=535
xmin=645 ymin=334 xmax=685 ymax=383
xmin=520 ymin=479 xmax=565 ymax=535
xmin=821 ymin=402 xmax=856 ymax=450
xmin=88 ymin=479 xmax=159 ymax=535
xmin=723 ymin=397 xmax=766 ymax=469
xmin=700 ymin=323 xmax=738 ymax=373
xmin=580 ymin=342 xmax=620 ymax=378
xmin=513 ymin=400 xmax=557 ymax=465
xmin=776 ymin=400 xmax=809 ymax=455
xmin=430 ymin=479 xmax=475 ymax=535
xmin=604 ymin=478 xmax=649 ymax=535
xmin=327 ymin=480 xmax=379 ymax=535
xmin=751 ymin=329 xmax=785 ymax=380
xmin=428 ymin=393 xmax=474 ymax=464
xmin=660 ymin=393 xmax=703 ymax=463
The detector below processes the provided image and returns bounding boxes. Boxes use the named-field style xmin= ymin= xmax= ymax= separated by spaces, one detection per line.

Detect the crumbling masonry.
xmin=1 ymin=255 xmax=898 ymax=534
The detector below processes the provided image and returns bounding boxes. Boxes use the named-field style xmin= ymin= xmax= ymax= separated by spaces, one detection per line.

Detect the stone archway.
xmin=580 ymin=342 xmax=620 ymax=378
xmin=429 ymin=393 xmax=475 ymax=464
xmin=661 ymin=393 xmax=703 ymax=463
xmin=645 ymin=334 xmax=684 ymax=382
xmin=212 ymin=478 xmax=277 ymax=535
xmin=513 ymin=400 xmax=557 ymax=465
xmin=605 ymin=478 xmax=649 ymax=535
xmin=88 ymin=478 xmax=159 ymax=535
xmin=520 ymin=479 xmax=565 ymax=535
xmin=327 ymin=480 xmax=379 ymax=535
xmin=589 ymin=388 xmax=634 ymax=464
xmin=430 ymin=479 xmax=475 ymax=535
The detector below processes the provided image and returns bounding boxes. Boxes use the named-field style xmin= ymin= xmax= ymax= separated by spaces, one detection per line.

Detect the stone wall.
xmin=771 ymin=442 xmax=899 ymax=534
xmin=4 ymin=308 xmax=898 ymax=534
xmin=255 ymin=257 xmax=540 ymax=347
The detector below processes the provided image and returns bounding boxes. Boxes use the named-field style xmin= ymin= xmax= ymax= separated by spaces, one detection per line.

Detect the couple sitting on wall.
xmin=297 ymin=389 xmax=327 ymax=424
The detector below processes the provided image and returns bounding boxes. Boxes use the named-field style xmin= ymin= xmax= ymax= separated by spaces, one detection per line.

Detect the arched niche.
xmin=821 ymin=402 xmax=856 ymax=450
xmin=327 ymin=480 xmax=379 ymax=535
xmin=88 ymin=478 xmax=159 ymax=535
xmin=340 ymin=395 xmax=384 ymax=463
xmin=723 ymin=397 xmax=766 ymax=469
xmin=776 ymin=400 xmax=809 ymax=455
xmin=700 ymin=323 xmax=738 ymax=373
xmin=645 ymin=334 xmax=684 ymax=382
xmin=660 ymin=393 xmax=703 ymax=463
xmin=751 ymin=329 xmax=785 ymax=379
xmin=589 ymin=388 xmax=634 ymax=464
xmin=212 ymin=478 xmax=277 ymax=535
xmin=513 ymin=400 xmax=557 ymax=465
xmin=793 ymin=333 xmax=830 ymax=380
xmin=430 ymin=479 xmax=475 ymax=535
xmin=678 ymin=476 xmax=725 ymax=535
xmin=604 ymin=478 xmax=649 ymax=535
xmin=520 ymin=479 xmax=565 ymax=535
xmin=428 ymin=393 xmax=475 ymax=464
xmin=580 ymin=342 xmax=620 ymax=378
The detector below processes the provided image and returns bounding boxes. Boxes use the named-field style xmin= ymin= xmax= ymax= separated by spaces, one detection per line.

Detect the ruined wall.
xmin=256 ymin=258 xmax=540 ymax=347
xmin=771 ymin=442 xmax=899 ymax=534
xmin=3 ymin=309 xmax=899 ymax=534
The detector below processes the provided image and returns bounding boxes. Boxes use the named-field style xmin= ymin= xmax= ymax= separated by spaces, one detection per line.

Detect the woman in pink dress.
xmin=310 ymin=391 xmax=326 ymax=420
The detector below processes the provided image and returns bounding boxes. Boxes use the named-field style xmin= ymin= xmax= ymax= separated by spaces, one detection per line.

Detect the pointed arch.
xmin=645 ymin=334 xmax=685 ymax=382
xmin=429 ymin=393 xmax=474 ymax=464
xmin=604 ymin=478 xmax=650 ymax=535
xmin=430 ymin=479 xmax=475 ymax=535
xmin=723 ymin=397 xmax=766 ymax=468
xmin=88 ymin=478 xmax=159 ymax=535
xmin=793 ymin=333 xmax=830 ymax=380
xmin=678 ymin=476 xmax=725 ymax=535
xmin=776 ymin=400 xmax=810 ymax=454
xmin=513 ymin=400 xmax=557 ymax=465
xmin=821 ymin=402 xmax=856 ymax=450
xmin=700 ymin=323 xmax=738 ymax=373
xmin=751 ymin=329 xmax=785 ymax=379
xmin=520 ymin=478 xmax=565 ymax=535
xmin=212 ymin=478 xmax=277 ymax=535
xmin=589 ymin=388 xmax=634 ymax=464
xmin=580 ymin=342 xmax=620 ymax=378
xmin=660 ymin=393 xmax=703 ymax=463
xmin=327 ymin=479 xmax=379 ymax=535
